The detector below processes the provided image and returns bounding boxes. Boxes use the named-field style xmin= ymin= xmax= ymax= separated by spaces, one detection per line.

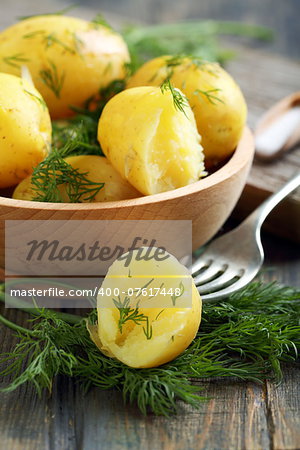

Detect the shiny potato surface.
xmin=0 ymin=15 xmax=130 ymax=118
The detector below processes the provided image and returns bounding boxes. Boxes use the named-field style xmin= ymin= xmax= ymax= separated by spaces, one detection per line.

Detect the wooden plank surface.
xmin=266 ymin=367 xmax=300 ymax=450
xmin=225 ymin=44 xmax=300 ymax=241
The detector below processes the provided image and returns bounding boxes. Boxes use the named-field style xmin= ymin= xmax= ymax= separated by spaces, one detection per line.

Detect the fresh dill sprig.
xmin=70 ymin=78 xmax=126 ymax=120
xmin=31 ymin=151 xmax=104 ymax=203
xmin=0 ymin=281 xmax=299 ymax=415
xmin=32 ymin=102 xmax=105 ymax=203
xmin=161 ymin=79 xmax=189 ymax=116
xmin=52 ymin=117 xmax=101 ymax=154
xmin=122 ymin=21 xmax=273 ymax=73
xmin=39 ymin=60 xmax=65 ymax=98
xmin=2 ymin=53 xmax=29 ymax=68
xmin=31 ymin=132 xmax=104 ymax=203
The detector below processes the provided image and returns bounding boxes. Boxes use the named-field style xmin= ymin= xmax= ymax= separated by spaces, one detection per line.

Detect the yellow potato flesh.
xmin=92 ymin=248 xmax=202 ymax=368
xmin=12 ymin=155 xmax=140 ymax=202
xmin=98 ymin=86 xmax=205 ymax=195
xmin=0 ymin=16 xmax=130 ymax=118
xmin=0 ymin=72 xmax=51 ymax=188
xmin=127 ymin=56 xmax=247 ymax=164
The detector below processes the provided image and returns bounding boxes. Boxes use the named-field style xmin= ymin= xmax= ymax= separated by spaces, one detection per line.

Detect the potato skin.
xmin=64 ymin=155 xmax=141 ymax=201
xmin=0 ymin=16 xmax=130 ymax=118
xmin=13 ymin=155 xmax=140 ymax=202
xmin=98 ymin=86 xmax=205 ymax=195
xmin=127 ymin=56 xmax=247 ymax=164
xmin=0 ymin=73 xmax=51 ymax=189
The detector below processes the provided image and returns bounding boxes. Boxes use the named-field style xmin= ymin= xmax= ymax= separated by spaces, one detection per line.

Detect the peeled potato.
xmin=89 ymin=247 xmax=202 ymax=368
xmin=0 ymin=15 xmax=130 ymax=118
xmin=127 ymin=56 xmax=247 ymax=164
xmin=0 ymin=72 xmax=51 ymax=189
xmin=98 ymin=86 xmax=205 ymax=195
xmin=12 ymin=155 xmax=140 ymax=202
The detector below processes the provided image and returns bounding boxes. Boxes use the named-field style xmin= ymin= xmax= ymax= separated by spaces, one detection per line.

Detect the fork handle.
xmin=245 ymin=172 xmax=300 ymax=230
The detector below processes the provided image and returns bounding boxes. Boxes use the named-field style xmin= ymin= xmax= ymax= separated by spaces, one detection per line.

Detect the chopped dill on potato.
xmin=39 ymin=60 xmax=65 ymax=98
xmin=43 ymin=32 xmax=76 ymax=54
xmin=2 ymin=52 xmax=29 ymax=68
xmin=161 ymin=79 xmax=189 ymax=116
xmin=23 ymin=89 xmax=47 ymax=109
xmin=113 ymin=295 xmax=153 ymax=339
xmin=193 ymin=88 xmax=224 ymax=105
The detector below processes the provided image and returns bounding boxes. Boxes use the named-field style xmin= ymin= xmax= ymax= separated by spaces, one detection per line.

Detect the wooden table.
xmin=1 ymin=40 xmax=300 ymax=450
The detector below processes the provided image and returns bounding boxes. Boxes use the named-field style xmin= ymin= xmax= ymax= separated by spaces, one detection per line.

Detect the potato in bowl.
xmin=127 ymin=55 xmax=247 ymax=166
xmin=98 ymin=85 xmax=206 ymax=195
xmin=0 ymin=12 xmax=253 ymax=249
xmin=0 ymin=72 xmax=51 ymax=189
xmin=0 ymin=15 xmax=130 ymax=118
xmin=12 ymin=155 xmax=140 ymax=202
xmin=1 ymin=127 xmax=254 ymax=252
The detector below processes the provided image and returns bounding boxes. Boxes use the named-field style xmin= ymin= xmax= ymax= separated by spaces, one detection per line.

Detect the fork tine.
xmin=198 ymin=268 xmax=244 ymax=294
xmin=201 ymin=282 xmax=246 ymax=302
xmin=200 ymin=268 xmax=259 ymax=302
xmin=194 ymin=262 xmax=226 ymax=285
xmin=190 ymin=259 xmax=211 ymax=275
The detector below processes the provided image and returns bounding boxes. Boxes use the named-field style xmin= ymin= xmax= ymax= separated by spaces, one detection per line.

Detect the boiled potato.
xmin=0 ymin=15 xmax=130 ymax=118
xmin=12 ymin=155 xmax=140 ymax=202
xmin=127 ymin=56 xmax=247 ymax=164
xmin=12 ymin=175 xmax=37 ymax=201
xmin=98 ymin=86 xmax=205 ymax=195
xmin=0 ymin=72 xmax=51 ymax=189
xmin=89 ymin=247 xmax=202 ymax=368
xmin=64 ymin=155 xmax=141 ymax=201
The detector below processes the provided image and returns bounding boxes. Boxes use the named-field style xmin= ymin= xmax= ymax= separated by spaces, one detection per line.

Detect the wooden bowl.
xmin=0 ymin=127 xmax=254 ymax=266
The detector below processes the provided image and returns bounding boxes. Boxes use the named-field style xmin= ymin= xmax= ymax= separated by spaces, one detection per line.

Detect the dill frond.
xmin=39 ymin=60 xmax=65 ymax=98
xmin=43 ymin=33 xmax=76 ymax=54
xmin=31 ymin=122 xmax=104 ymax=203
xmin=2 ymin=53 xmax=29 ymax=68
xmin=122 ymin=21 xmax=272 ymax=73
xmin=112 ymin=295 xmax=153 ymax=339
xmin=23 ymin=89 xmax=47 ymax=109
xmin=0 ymin=282 xmax=299 ymax=415
xmin=194 ymin=88 xmax=224 ymax=105
xmin=161 ymin=79 xmax=189 ymax=116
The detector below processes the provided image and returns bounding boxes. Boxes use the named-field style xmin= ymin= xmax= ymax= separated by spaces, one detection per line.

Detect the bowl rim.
xmin=0 ymin=126 xmax=254 ymax=210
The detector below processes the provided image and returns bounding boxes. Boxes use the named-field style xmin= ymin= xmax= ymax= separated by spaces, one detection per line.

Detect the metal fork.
xmin=191 ymin=172 xmax=300 ymax=302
